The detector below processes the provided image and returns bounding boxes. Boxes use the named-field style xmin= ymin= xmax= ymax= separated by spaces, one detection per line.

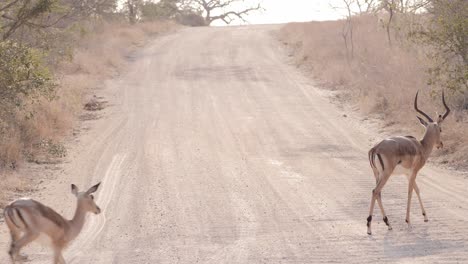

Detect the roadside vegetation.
xmin=0 ymin=0 xmax=178 ymax=206
xmin=279 ymin=0 xmax=467 ymax=170
xmin=0 ymin=0 xmax=262 ymax=207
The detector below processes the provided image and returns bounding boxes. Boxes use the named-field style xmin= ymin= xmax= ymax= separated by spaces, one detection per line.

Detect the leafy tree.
xmin=414 ymin=0 xmax=467 ymax=105
xmin=0 ymin=41 xmax=55 ymax=158
xmin=141 ymin=0 xmax=179 ymax=20
xmin=0 ymin=0 xmax=60 ymax=40
xmin=122 ymin=0 xmax=143 ymax=24
xmin=175 ymin=10 xmax=206 ymax=26
xmin=62 ymin=0 xmax=119 ymax=19
xmin=0 ymin=41 xmax=55 ymax=111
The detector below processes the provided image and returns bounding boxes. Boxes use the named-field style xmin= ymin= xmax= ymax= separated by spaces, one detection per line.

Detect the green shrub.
xmin=413 ymin=0 xmax=467 ymax=106
xmin=0 ymin=41 xmax=55 ymax=111
xmin=0 ymin=40 xmax=56 ymax=160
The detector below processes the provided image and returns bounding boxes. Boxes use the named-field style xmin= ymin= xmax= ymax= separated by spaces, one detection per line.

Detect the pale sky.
xmin=119 ymin=0 xmax=349 ymax=25
xmin=212 ymin=0 xmax=348 ymax=26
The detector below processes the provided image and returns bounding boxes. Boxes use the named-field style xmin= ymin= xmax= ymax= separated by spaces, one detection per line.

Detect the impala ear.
xmin=437 ymin=113 xmax=444 ymax=124
xmin=86 ymin=182 xmax=101 ymax=195
xmin=71 ymin=184 xmax=79 ymax=196
xmin=417 ymin=116 xmax=428 ymax=127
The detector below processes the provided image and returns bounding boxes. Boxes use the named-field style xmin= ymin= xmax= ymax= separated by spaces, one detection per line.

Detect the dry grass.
xmin=279 ymin=15 xmax=468 ymax=170
xmin=0 ymin=21 xmax=177 ymax=207
xmin=0 ymin=173 xmax=32 ymax=209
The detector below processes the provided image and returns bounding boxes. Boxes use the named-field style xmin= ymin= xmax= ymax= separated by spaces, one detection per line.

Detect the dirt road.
xmin=1 ymin=25 xmax=468 ymax=263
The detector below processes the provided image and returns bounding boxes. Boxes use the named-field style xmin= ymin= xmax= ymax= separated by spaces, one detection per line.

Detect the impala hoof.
xmin=367 ymin=231 xmax=372 ymax=235
xmin=388 ymin=226 xmax=393 ymax=231
xmin=10 ymin=252 xmax=28 ymax=262
xmin=423 ymin=212 xmax=428 ymax=222
xmin=18 ymin=253 xmax=28 ymax=261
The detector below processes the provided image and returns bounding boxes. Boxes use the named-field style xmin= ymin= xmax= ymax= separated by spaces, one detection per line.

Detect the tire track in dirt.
xmin=1 ymin=25 xmax=468 ymax=264
xmin=67 ymin=153 xmax=127 ymax=263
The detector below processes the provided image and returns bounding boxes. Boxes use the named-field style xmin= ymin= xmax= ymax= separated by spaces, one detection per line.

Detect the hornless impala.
xmin=367 ymin=91 xmax=450 ymax=235
xmin=3 ymin=183 xmax=101 ymax=263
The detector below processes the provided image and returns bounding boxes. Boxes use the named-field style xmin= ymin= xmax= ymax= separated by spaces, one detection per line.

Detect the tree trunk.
xmin=128 ymin=1 xmax=136 ymax=24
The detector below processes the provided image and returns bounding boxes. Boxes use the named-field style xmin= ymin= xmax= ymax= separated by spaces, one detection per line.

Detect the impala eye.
xmin=90 ymin=194 xmax=94 ymax=200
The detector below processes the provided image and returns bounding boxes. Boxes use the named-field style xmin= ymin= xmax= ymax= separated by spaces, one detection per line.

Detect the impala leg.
xmin=9 ymin=232 xmax=38 ymax=262
xmin=413 ymin=182 xmax=428 ymax=222
xmin=367 ymin=167 xmax=379 ymax=235
xmin=8 ymin=231 xmax=28 ymax=263
xmin=7 ymin=229 xmax=20 ymax=261
xmin=59 ymin=250 xmax=66 ymax=264
xmin=4 ymin=211 xmax=21 ymax=262
xmin=376 ymin=192 xmax=392 ymax=230
xmin=53 ymin=247 xmax=66 ymax=264
xmin=373 ymin=169 xmax=392 ymax=230
xmin=367 ymin=191 xmax=376 ymax=235
xmin=367 ymin=173 xmax=390 ymax=235
xmin=406 ymin=174 xmax=417 ymax=228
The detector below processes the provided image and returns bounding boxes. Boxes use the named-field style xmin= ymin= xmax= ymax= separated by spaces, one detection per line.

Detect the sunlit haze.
xmin=212 ymin=0 xmax=348 ymax=26
xmin=116 ymin=0 xmax=348 ymax=26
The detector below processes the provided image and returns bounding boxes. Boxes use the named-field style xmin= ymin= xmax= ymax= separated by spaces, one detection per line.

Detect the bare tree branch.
xmin=207 ymin=3 xmax=261 ymax=24
xmin=192 ymin=0 xmax=262 ymax=25
xmin=0 ymin=0 xmax=109 ymax=40
xmin=0 ymin=0 xmax=22 ymax=13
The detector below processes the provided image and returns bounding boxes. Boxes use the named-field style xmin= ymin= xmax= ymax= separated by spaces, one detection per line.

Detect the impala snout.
xmin=94 ymin=206 xmax=101 ymax=214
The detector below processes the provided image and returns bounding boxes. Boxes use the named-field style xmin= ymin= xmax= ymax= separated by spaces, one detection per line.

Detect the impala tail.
xmin=3 ymin=204 xmax=27 ymax=230
xmin=368 ymin=147 xmax=384 ymax=171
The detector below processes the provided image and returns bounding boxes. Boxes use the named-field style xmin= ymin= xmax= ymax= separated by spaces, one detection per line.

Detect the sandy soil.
xmin=1 ymin=25 xmax=468 ymax=264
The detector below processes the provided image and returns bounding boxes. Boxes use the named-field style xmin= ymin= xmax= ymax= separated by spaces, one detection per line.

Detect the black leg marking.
xmin=367 ymin=216 xmax=372 ymax=227
xmin=8 ymin=243 xmax=14 ymax=257
xmin=405 ymin=219 xmax=409 ymax=223
xmin=383 ymin=216 xmax=390 ymax=226
xmin=6 ymin=208 xmax=21 ymax=228
xmin=368 ymin=149 xmax=375 ymax=168
xmin=422 ymin=212 xmax=426 ymax=216
xmin=15 ymin=208 xmax=28 ymax=228
xmin=377 ymin=154 xmax=385 ymax=170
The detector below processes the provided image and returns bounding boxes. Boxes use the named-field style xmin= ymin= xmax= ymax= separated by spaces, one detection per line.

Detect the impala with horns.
xmin=367 ymin=91 xmax=450 ymax=235
xmin=3 ymin=183 xmax=102 ymax=263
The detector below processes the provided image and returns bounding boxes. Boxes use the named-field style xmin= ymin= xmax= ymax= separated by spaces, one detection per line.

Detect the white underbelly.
xmin=36 ymin=232 xmax=53 ymax=247
xmin=392 ymin=165 xmax=413 ymax=176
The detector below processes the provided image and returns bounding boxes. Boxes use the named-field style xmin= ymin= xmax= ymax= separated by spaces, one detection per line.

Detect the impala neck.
xmin=420 ymin=129 xmax=436 ymax=157
xmin=68 ymin=201 xmax=88 ymax=240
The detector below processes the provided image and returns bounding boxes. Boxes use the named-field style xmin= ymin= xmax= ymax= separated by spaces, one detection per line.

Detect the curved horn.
xmin=414 ymin=91 xmax=433 ymax=122
xmin=441 ymin=90 xmax=451 ymax=120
